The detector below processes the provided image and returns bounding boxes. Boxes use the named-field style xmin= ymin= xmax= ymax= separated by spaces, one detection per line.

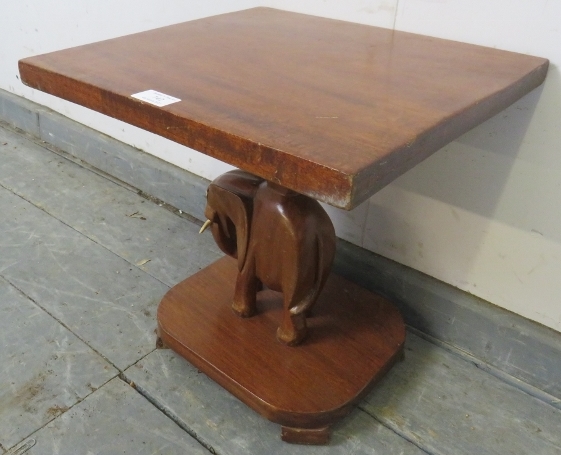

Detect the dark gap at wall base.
xmin=1 ymin=88 xmax=560 ymax=405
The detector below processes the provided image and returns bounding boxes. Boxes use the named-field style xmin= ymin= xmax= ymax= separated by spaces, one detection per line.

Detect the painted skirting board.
xmin=1 ymin=88 xmax=559 ymax=406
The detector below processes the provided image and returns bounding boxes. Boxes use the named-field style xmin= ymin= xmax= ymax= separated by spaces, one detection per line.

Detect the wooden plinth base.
xmin=157 ymin=256 xmax=405 ymax=445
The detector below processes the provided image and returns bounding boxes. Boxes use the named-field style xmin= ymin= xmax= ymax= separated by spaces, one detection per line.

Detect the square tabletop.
xmin=19 ymin=8 xmax=548 ymax=209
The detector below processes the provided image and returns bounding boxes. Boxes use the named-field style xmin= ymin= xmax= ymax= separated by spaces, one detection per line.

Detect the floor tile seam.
xmin=0 ymin=274 xmax=120 ymax=374
xmin=0 ymin=180 xmax=174 ymax=292
xmin=407 ymin=326 xmax=561 ymax=411
xmin=118 ymin=371 xmax=218 ymax=455
xmin=2 ymin=374 xmax=118 ymax=454
xmin=358 ymin=405 xmax=434 ymax=455
xmin=1 ymin=276 xmax=161 ymax=451
xmin=0 ymin=121 xmax=204 ymax=227
xmin=122 ymin=347 xmax=157 ymax=371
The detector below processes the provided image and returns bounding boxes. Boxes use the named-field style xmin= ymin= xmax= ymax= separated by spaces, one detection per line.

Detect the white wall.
xmin=2 ymin=1 xmax=560 ymax=333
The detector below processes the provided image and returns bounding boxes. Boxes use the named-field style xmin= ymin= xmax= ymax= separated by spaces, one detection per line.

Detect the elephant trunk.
xmin=204 ymin=171 xmax=264 ymax=270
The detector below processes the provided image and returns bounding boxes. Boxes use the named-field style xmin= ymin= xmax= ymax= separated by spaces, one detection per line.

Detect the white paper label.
xmin=131 ymin=90 xmax=181 ymax=107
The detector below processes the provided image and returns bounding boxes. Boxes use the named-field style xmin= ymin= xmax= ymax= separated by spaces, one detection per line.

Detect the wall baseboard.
xmin=2 ymin=88 xmax=559 ymax=405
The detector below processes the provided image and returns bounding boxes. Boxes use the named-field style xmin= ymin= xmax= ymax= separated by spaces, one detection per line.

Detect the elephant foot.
xmin=232 ymin=300 xmax=256 ymax=318
xmin=277 ymin=327 xmax=306 ymax=346
xmin=277 ymin=313 xmax=307 ymax=346
xmin=232 ymin=269 xmax=259 ymax=317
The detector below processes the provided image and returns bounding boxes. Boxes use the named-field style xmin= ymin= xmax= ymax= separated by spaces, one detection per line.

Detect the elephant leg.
xmin=277 ymin=289 xmax=308 ymax=346
xmin=232 ymin=260 xmax=258 ymax=318
xmin=277 ymin=309 xmax=307 ymax=346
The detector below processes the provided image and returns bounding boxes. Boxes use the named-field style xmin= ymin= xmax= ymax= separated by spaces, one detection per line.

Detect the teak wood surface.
xmin=18 ymin=8 xmax=548 ymax=209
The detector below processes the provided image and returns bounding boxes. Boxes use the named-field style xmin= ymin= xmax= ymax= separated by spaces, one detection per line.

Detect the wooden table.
xmin=19 ymin=7 xmax=548 ymax=445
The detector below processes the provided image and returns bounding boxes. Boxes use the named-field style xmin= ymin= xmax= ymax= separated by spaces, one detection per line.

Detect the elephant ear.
xmin=231 ymin=196 xmax=252 ymax=271
xmin=209 ymin=170 xmax=263 ymax=271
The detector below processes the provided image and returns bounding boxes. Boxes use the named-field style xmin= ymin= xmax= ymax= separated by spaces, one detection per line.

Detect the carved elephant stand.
xmin=200 ymin=170 xmax=336 ymax=346
xmin=157 ymin=170 xmax=405 ymax=445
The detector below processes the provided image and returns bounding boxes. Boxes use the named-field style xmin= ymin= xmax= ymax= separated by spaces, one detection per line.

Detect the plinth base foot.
xmin=157 ymin=256 xmax=405 ymax=445
xmin=155 ymin=326 xmax=169 ymax=349
xmin=281 ymin=425 xmax=332 ymax=445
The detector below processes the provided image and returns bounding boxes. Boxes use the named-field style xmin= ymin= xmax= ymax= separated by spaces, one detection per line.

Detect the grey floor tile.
xmin=0 ymin=185 xmax=168 ymax=370
xmin=0 ymin=277 xmax=117 ymax=449
xmin=0 ymin=126 xmax=221 ymax=288
xmin=26 ymin=378 xmax=210 ymax=455
xmin=3 ymin=121 xmax=559 ymax=455
xmin=362 ymin=333 xmax=561 ymax=455
xmin=124 ymin=350 xmax=425 ymax=455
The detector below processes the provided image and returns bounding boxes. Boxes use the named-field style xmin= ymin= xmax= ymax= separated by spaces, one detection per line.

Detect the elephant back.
xmin=212 ymin=170 xmax=264 ymax=198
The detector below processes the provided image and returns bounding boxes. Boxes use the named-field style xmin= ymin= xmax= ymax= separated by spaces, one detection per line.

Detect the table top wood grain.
xmin=19 ymin=8 xmax=548 ymax=209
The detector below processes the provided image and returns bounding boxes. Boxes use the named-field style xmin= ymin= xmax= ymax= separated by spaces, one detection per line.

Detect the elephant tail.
xmin=289 ymin=234 xmax=334 ymax=316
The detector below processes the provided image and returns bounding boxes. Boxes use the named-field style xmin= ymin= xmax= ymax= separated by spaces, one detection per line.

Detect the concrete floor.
xmin=1 ymin=122 xmax=560 ymax=454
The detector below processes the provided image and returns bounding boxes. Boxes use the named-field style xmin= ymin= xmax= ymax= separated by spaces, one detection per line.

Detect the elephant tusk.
xmin=199 ymin=219 xmax=212 ymax=234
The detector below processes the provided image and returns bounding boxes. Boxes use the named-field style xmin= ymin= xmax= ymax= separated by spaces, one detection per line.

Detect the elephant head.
xmin=202 ymin=170 xmax=264 ymax=271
